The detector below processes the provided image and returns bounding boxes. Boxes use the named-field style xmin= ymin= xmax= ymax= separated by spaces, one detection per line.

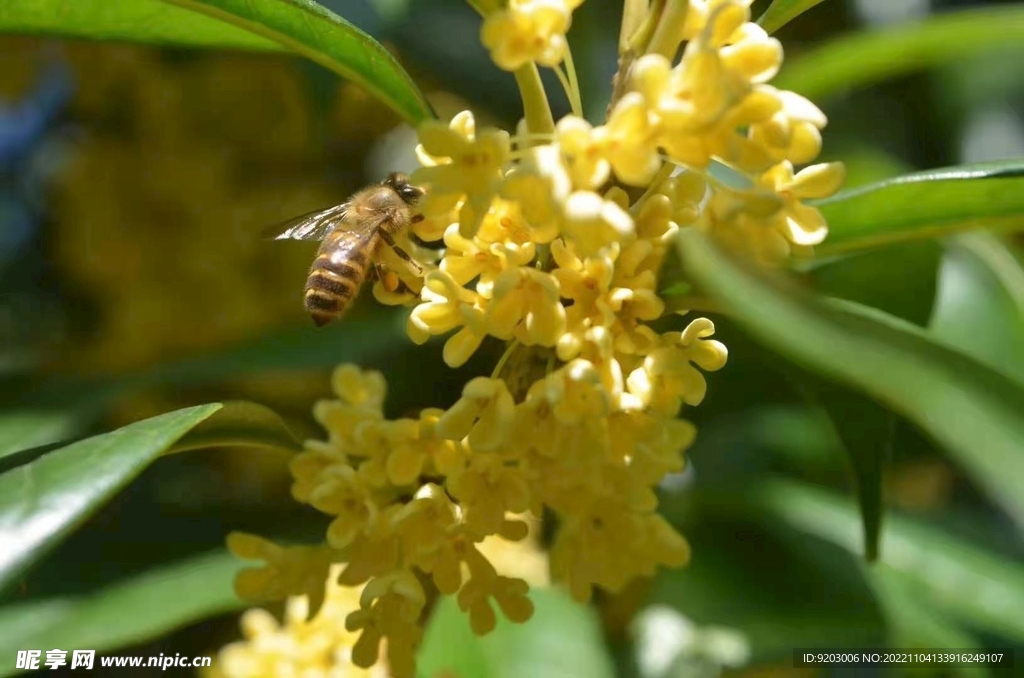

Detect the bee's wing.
xmin=262 ymin=203 xmax=349 ymax=241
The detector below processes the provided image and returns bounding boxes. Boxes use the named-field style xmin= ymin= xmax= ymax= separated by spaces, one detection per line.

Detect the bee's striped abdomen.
xmin=304 ymin=230 xmax=375 ymax=327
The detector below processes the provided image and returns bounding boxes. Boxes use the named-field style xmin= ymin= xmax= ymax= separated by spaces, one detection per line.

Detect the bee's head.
xmin=384 ymin=172 xmax=425 ymax=206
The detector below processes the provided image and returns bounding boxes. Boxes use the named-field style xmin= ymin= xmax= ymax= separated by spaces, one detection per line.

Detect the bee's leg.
xmin=373 ymin=261 xmax=402 ymax=293
xmin=379 ymin=230 xmax=425 ymax=277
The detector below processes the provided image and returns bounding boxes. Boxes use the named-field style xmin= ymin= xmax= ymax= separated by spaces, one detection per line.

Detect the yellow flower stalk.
xmin=221 ymin=0 xmax=843 ymax=675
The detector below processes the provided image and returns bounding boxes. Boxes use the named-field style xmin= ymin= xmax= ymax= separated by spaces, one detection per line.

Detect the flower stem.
xmin=563 ymin=44 xmax=584 ymax=117
xmin=469 ymin=0 xmax=556 ymax=137
xmin=646 ymin=0 xmax=689 ymax=59
xmin=491 ymin=339 xmax=521 ymax=379
xmin=629 ymin=162 xmax=675 ymax=214
xmin=553 ymin=64 xmax=579 ymax=117
xmin=514 ymin=63 xmax=556 ymax=138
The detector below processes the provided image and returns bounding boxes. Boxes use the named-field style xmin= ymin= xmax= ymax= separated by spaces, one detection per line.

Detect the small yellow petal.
xmin=789 ymin=162 xmax=846 ymax=199
xmin=444 ymin=326 xmax=486 ymax=368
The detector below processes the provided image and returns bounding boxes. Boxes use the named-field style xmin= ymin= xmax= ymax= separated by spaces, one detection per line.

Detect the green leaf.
xmin=813 ymin=160 xmax=1024 ymax=257
xmin=799 ymin=244 xmax=936 ymax=561
xmin=756 ymin=0 xmax=828 ymax=35
xmin=775 ymin=5 xmax=1024 ymax=100
xmin=0 ymin=0 xmax=277 ymax=48
xmin=0 ymin=0 xmax=435 ymax=124
xmin=167 ymin=400 xmax=301 ymax=455
xmin=676 ymin=229 xmax=1024 ymax=528
xmin=811 ymin=388 xmax=893 ymax=561
xmin=419 ymin=588 xmax=616 ymax=678
xmin=806 ymin=242 xmax=941 ymax=327
xmin=0 ymin=405 xmax=222 ymax=592
xmin=0 ymin=551 xmax=244 ymax=677
xmin=0 ymin=410 xmax=86 ymax=461
xmin=930 ymin=234 xmax=1024 ymax=386
xmin=755 ymin=479 xmax=1024 ymax=642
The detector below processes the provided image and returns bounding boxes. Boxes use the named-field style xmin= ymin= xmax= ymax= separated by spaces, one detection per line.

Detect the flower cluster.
xmin=210 ymin=524 xmax=547 ymax=678
xmin=206 ymin=565 xmax=389 ymax=678
xmin=225 ymin=0 xmax=842 ymax=675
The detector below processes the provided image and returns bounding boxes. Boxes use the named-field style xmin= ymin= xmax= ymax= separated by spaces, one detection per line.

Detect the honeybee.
xmin=267 ymin=172 xmax=426 ymax=326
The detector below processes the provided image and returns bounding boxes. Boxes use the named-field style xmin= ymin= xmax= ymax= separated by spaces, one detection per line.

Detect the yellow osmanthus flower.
xmin=222 ymin=0 xmax=843 ymax=675
xmin=206 ymin=565 xmax=389 ymax=678
xmin=212 ymin=524 xmax=550 ymax=678
xmin=412 ymin=110 xmax=511 ymax=237
xmin=407 ymin=269 xmax=490 ymax=366
xmin=481 ymin=0 xmax=585 ymax=71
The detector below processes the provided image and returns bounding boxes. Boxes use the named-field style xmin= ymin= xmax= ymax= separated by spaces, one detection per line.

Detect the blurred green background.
xmin=1 ymin=0 xmax=1023 ymax=676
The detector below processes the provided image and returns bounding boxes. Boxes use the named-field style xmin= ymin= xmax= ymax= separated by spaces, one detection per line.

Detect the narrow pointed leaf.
xmin=813 ymin=160 xmax=1024 ymax=257
xmin=0 ymin=405 xmax=225 ymax=592
xmin=167 ymin=401 xmax=301 ymax=455
xmin=676 ymin=229 xmax=1024 ymax=528
xmin=775 ymin=6 xmax=1024 ymax=100
xmin=757 ymin=0 xmax=829 ymax=35
xmin=0 ymin=551 xmax=244 ymax=678
xmin=0 ymin=0 xmax=435 ymax=124
xmin=812 ymin=388 xmax=893 ymax=561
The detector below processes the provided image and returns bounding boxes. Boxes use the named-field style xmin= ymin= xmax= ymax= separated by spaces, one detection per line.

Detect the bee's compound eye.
xmin=402 ymin=187 xmax=420 ymax=200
